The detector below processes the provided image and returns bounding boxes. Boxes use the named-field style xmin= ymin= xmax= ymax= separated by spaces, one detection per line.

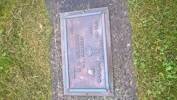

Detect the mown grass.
xmin=128 ymin=0 xmax=177 ymax=99
xmin=0 ymin=0 xmax=51 ymax=99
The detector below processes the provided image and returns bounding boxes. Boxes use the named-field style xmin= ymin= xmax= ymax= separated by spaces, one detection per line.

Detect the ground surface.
xmin=128 ymin=0 xmax=177 ymax=99
xmin=0 ymin=0 xmax=51 ymax=99
xmin=0 ymin=0 xmax=177 ymax=100
xmin=46 ymin=0 xmax=136 ymax=99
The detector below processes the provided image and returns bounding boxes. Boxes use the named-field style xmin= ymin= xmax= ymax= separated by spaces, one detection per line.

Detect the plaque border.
xmin=60 ymin=7 xmax=113 ymax=96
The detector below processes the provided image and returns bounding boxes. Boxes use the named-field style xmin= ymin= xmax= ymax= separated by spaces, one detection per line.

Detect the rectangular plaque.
xmin=60 ymin=7 xmax=113 ymax=96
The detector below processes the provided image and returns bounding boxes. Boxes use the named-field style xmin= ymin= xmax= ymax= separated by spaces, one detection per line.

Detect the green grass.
xmin=0 ymin=0 xmax=51 ymax=99
xmin=128 ymin=0 xmax=177 ymax=99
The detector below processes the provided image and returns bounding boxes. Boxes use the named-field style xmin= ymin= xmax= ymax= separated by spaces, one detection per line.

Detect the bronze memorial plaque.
xmin=60 ymin=7 xmax=113 ymax=96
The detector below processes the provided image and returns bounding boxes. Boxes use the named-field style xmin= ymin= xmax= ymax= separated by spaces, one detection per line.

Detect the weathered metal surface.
xmin=60 ymin=7 xmax=113 ymax=96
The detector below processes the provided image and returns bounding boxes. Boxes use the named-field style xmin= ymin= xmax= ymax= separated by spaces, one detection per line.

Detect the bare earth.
xmin=45 ymin=0 xmax=137 ymax=99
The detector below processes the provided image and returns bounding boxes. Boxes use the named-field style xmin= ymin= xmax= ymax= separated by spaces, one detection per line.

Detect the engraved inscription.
xmin=79 ymin=36 xmax=84 ymax=58
xmin=66 ymin=14 xmax=106 ymax=89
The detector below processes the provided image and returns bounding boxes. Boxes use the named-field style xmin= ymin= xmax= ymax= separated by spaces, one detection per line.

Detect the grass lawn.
xmin=0 ymin=0 xmax=51 ymax=99
xmin=128 ymin=0 xmax=177 ymax=99
xmin=0 ymin=0 xmax=177 ymax=99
